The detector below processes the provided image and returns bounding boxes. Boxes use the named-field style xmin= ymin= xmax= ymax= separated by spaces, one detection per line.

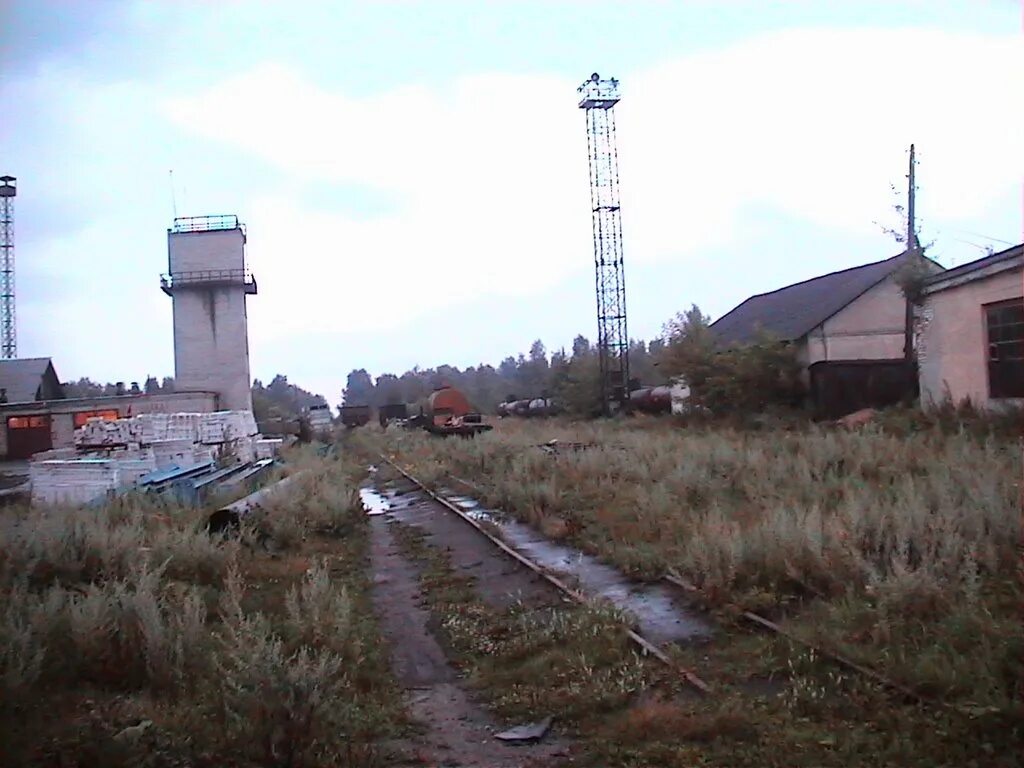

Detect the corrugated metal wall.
xmin=809 ymin=360 xmax=918 ymax=419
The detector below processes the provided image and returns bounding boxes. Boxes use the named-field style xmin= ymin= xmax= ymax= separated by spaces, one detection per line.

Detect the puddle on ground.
xmin=385 ymin=486 xmax=714 ymax=646
xmin=360 ymin=486 xmax=391 ymax=516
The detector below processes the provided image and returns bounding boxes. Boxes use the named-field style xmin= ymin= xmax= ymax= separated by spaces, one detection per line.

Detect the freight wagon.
xmin=339 ymin=405 xmax=372 ymax=428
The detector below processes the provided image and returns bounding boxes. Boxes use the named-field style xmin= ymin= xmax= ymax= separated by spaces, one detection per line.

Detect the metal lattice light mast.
xmin=0 ymin=176 xmax=16 ymax=360
xmin=578 ymin=73 xmax=628 ymax=414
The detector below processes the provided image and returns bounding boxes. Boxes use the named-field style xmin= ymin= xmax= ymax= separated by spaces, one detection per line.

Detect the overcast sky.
xmin=2 ymin=0 xmax=1021 ymax=402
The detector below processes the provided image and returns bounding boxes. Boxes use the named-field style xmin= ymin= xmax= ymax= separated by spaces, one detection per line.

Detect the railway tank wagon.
xmin=628 ymin=386 xmax=672 ymax=414
xmin=498 ymin=397 xmax=557 ymax=418
xmin=425 ymin=385 xmax=473 ymax=425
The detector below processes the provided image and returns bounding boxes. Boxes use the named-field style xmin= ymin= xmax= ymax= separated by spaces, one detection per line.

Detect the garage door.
xmin=7 ymin=415 xmax=53 ymax=459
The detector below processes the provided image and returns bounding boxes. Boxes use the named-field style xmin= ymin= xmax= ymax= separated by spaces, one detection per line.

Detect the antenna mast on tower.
xmin=0 ymin=176 xmax=16 ymax=359
xmin=578 ymin=73 xmax=629 ymax=415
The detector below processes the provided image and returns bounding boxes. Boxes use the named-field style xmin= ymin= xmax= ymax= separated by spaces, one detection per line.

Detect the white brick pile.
xmin=73 ymin=411 xmax=258 ymax=451
xmin=75 ymin=418 xmax=133 ymax=449
xmin=134 ymin=413 xmax=203 ymax=444
xmin=33 ymin=410 xmax=277 ymax=507
xmin=203 ymin=410 xmax=257 ymax=443
xmin=256 ymin=438 xmax=284 ymax=460
xmin=30 ymin=459 xmax=121 ymax=506
xmin=113 ymin=450 xmax=159 ymax=486
xmin=151 ymin=438 xmax=201 ymax=470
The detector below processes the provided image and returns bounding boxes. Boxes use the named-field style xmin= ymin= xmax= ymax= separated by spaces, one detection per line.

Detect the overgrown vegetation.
xmin=0 ymin=449 xmax=401 ymax=767
xmin=363 ymin=418 xmax=1023 ymax=763
xmin=660 ymin=304 xmax=806 ymax=415
xmin=388 ymin=520 xmax=656 ymax=725
xmin=340 ymin=335 xmax=668 ymax=415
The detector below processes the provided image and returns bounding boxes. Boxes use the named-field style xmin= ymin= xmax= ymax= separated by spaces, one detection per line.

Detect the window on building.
xmin=73 ymin=410 xmax=121 ymax=428
xmin=986 ymin=299 xmax=1024 ymax=399
xmin=8 ymin=415 xmax=50 ymax=429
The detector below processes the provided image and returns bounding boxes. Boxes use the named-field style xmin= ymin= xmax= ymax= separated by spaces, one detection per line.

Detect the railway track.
xmin=381 ymin=456 xmax=963 ymax=714
xmin=376 ymin=454 xmax=714 ymax=695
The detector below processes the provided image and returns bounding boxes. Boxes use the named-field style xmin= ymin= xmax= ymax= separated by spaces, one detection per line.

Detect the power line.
xmin=944 ymin=228 xmax=1015 ymax=247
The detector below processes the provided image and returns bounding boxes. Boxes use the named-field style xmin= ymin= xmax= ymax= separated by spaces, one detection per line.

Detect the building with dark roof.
xmin=710 ymin=251 xmax=945 ymax=417
xmin=0 ymin=358 xmax=64 ymax=404
xmin=918 ymin=243 xmax=1023 ymax=407
xmin=0 ymin=358 xmax=219 ymax=460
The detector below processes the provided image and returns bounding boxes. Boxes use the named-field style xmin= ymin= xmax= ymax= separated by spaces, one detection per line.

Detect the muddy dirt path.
xmin=368 ymin=513 xmax=569 ymax=767
xmin=366 ymin=482 xmax=557 ymax=610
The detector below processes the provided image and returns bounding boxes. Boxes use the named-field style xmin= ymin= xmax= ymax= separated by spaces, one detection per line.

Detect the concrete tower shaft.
xmin=162 ymin=215 xmax=257 ymax=411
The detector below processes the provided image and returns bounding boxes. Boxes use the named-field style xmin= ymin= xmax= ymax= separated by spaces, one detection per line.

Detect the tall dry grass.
xmin=1 ymin=450 xmax=397 ymax=766
xmin=375 ymin=421 xmax=1019 ymax=597
xmin=368 ymin=418 xmax=1022 ymax=707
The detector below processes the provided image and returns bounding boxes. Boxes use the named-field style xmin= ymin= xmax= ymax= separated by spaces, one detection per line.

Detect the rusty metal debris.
xmin=207 ymin=471 xmax=309 ymax=534
xmin=113 ymin=719 xmax=153 ymax=744
xmin=537 ymin=439 xmax=595 ymax=455
xmin=495 ymin=715 xmax=553 ymax=742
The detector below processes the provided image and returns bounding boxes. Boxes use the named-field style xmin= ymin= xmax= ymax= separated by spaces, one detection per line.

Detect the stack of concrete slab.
xmin=151 ymin=438 xmax=210 ymax=470
xmin=255 ymin=438 xmax=284 ymax=460
xmin=198 ymin=411 xmax=259 ymax=444
xmin=110 ymin=449 xmax=159 ymax=486
xmin=38 ymin=410 xmax=277 ymax=507
xmin=221 ymin=438 xmax=256 ymax=464
xmin=31 ymin=459 xmax=121 ymax=505
xmin=31 ymin=448 xmax=79 ymax=462
xmin=130 ymin=413 xmax=202 ymax=444
xmin=75 ymin=418 xmax=133 ymax=449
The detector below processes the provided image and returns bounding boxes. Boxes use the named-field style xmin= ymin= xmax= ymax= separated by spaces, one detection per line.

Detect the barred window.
xmin=986 ymin=299 xmax=1024 ymax=398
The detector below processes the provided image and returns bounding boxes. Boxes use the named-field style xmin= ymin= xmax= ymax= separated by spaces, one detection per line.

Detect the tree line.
xmin=61 ymin=375 xmax=327 ymax=423
xmin=341 ymin=336 xmax=671 ymax=417
xmin=341 ymin=306 xmax=806 ymax=418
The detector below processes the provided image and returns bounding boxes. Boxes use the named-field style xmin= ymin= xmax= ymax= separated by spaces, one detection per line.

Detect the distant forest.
xmin=341 ymin=335 xmax=671 ymax=417
xmin=57 ymin=331 xmax=678 ymax=423
xmin=62 ymin=375 xmax=326 ymax=422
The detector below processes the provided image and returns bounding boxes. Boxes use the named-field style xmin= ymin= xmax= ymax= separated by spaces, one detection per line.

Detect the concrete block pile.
xmin=31 ymin=410 xmax=277 ymax=506
xmin=30 ymin=459 xmax=123 ymax=506
xmin=256 ymin=438 xmax=284 ymax=460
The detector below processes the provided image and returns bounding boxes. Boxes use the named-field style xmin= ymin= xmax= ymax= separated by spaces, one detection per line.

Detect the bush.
xmin=284 ymin=559 xmax=355 ymax=653
xmin=0 ymin=500 xmax=237 ymax=589
xmin=1 ymin=582 xmax=47 ymax=697
xmin=218 ymin=610 xmax=349 ymax=767
xmin=660 ymin=305 xmax=805 ymax=415
xmin=58 ymin=562 xmax=210 ymax=691
xmin=217 ymin=564 xmax=367 ymax=767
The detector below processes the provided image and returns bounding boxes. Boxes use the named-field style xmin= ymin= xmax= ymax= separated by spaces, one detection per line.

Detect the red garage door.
xmin=7 ymin=415 xmax=53 ymax=459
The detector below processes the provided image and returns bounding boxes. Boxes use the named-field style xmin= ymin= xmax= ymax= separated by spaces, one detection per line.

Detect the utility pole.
xmin=906 ymin=144 xmax=917 ymax=252
xmin=903 ymin=144 xmax=918 ymax=364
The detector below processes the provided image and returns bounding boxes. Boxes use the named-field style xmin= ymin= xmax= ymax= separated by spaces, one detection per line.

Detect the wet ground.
xmin=441 ymin=490 xmax=714 ymax=646
xmin=364 ymin=479 xmax=713 ymax=647
xmin=0 ymin=459 xmax=30 ymax=503
xmin=367 ymin=510 xmax=570 ymax=767
xmin=364 ymin=483 xmax=558 ymax=610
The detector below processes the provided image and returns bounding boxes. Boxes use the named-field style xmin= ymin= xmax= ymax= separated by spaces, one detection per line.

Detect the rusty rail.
xmin=410 ymin=464 xmax=972 ymax=713
xmin=660 ymin=573 xmax=967 ymax=714
xmin=378 ymin=454 xmax=712 ymax=695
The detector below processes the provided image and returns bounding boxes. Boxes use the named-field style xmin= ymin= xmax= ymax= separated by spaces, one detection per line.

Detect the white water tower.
xmin=161 ymin=215 xmax=257 ymax=411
